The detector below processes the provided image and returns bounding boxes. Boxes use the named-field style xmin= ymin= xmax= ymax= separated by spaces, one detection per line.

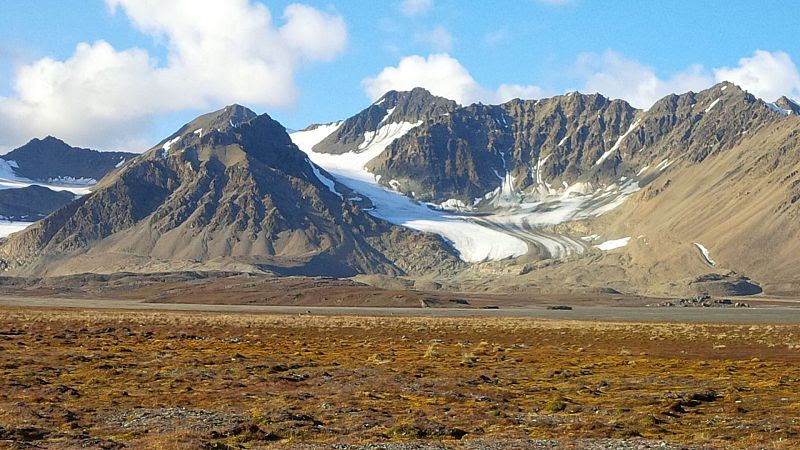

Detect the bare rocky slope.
xmin=363 ymin=82 xmax=782 ymax=206
xmin=0 ymin=106 xmax=460 ymax=277
xmin=297 ymin=83 xmax=800 ymax=296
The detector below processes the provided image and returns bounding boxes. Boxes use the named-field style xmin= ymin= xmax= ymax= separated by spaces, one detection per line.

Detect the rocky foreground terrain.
xmin=0 ymin=308 xmax=797 ymax=449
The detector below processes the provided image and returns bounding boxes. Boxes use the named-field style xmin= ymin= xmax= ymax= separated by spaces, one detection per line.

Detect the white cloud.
xmin=415 ymin=26 xmax=454 ymax=52
xmin=363 ymin=54 xmax=476 ymax=103
xmin=575 ymin=49 xmax=800 ymax=108
xmin=495 ymin=84 xmax=545 ymax=103
xmin=714 ymin=50 xmax=800 ymax=101
xmin=280 ymin=4 xmax=347 ymax=62
xmin=362 ymin=53 xmax=543 ymax=105
xmin=0 ymin=0 xmax=347 ymax=151
xmin=576 ymin=50 xmax=712 ymax=109
xmin=399 ymin=0 xmax=433 ymax=15
xmin=364 ymin=50 xmax=800 ymax=113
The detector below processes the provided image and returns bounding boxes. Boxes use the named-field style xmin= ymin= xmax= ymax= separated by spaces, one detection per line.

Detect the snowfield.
xmin=0 ymin=159 xmax=94 ymax=195
xmin=292 ymin=118 xmax=528 ymax=262
xmin=595 ymin=237 xmax=631 ymax=251
xmin=596 ymin=119 xmax=641 ymax=166
xmin=290 ymin=122 xmax=343 ymax=153
xmin=0 ymin=221 xmax=33 ymax=238
xmin=694 ymin=242 xmax=716 ymax=266
xmin=290 ymin=111 xmax=641 ymax=262
xmin=305 ymin=158 xmax=341 ymax=199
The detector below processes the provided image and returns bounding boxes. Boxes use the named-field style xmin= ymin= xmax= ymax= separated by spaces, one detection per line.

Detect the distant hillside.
xmin=3 ymin=136 xmax=135 ymax=182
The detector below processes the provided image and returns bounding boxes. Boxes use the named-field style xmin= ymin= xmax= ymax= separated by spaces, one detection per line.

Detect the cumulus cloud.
xmin=495 ymin=84 xmax=545 ymax=103
xmin=0 ymin=0 xmax=347 ymax=151
xmin=362 ymin=53 xmax=543 ymax=105
xmin=399 ymin=0 xmax=433 ymax=15
xmin=576 ymin=50 xmax=712 ymax=109
xmin=713 ymin=50 xmax=800 ymax=101
xmin=576 ymin=49 xmax=800 ymax=108
xmin=415 ymin=26 xmax=454 ymax=52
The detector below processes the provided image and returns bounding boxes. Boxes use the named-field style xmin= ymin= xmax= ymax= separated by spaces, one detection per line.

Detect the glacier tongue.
xmin=292 ymin=121 xmax=529 ymax=262
xmin=291 ymin=119 xmax=642 ymax=263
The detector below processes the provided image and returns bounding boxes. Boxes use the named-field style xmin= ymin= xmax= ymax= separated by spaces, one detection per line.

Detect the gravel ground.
xmin=292 ymin=439 xmax=703 ymax=449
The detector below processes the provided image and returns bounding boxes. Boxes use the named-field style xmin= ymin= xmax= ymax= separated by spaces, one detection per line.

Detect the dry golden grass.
xmin=0 ymin=308 xmax=799 ymax=448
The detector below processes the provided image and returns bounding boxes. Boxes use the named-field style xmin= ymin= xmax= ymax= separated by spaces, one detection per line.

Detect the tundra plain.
xmin=1 ymin=307 xmax=798 ymax=449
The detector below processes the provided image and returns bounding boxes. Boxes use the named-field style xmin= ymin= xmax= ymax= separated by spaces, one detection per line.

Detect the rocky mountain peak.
xmin=376 ymin=87 xmax=457 ymax=116
xmin=157 ymin=104 xmax=258 ymax=146
xmin=311 ymin=88 xmax=457 ymax=155
xmin=144 ymin=106 xmax=308 ymax=172
xmin=2 ymin=136 xmax=135 ymax=182
xmin=12 ymin=136 xmax=73 ymax=154
xmin=774 ymin=96 xmax=800 ymax=115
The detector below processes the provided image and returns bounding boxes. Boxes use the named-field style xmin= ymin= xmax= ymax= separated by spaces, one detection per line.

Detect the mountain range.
xmin=0 ymin=106 xmax=459 ymax=278
xmin=0 ymin=137 xmax=136 ymax=222
xmin=1 ymin=83 xmax=799 ymax=297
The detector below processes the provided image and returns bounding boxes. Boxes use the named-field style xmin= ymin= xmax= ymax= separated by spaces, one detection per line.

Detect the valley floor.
xmin=1 ymin=308 xmax=799 ymax=448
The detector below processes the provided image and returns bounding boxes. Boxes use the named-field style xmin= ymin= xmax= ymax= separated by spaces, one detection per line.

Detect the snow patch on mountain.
xmin=162 ymin=136 xmax=181 ymax=152
xmin=694 ymin=242 xmax=716 ymax=266
xmin=291 ymin=122 xmax=343 ymax=153
xmin=704 ymin=99 xmax=721 ymax=113
xmin=766 ymin=102 xmax=791 ymax=116
xmin=596 ymin=119 xmax=641 ymax=166
xmin=0 ymin=158 xmax=94 ymax=195
xmin=595 ymin=237 xmax=631 ymax=251
xmin=490 ymin=171 xmax=518 ymax=207
xmin=358 ymin=120 xmax=422 ymax=157
xmin=305 ymin=158 xmax=342 ymax=199
xmin=379 ymin=107 xmax=397 ymax=125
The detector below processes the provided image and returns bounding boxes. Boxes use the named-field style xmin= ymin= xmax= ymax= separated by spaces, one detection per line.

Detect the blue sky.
xmin=1 ymin=0 xmax=799 ymax=151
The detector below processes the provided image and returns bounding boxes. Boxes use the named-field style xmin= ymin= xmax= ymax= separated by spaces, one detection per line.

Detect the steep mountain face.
xmin=2 ymin=136 xmax=135 ymax=182
xmin=366 ymin=94 xmax=639 ymax=204
xmin=774 ymin=96 xmax=800 ymax=115
xmin=310 ymin=88 xmax=457 ymax=155
xmin=364 ymin=82 xmax=781 ymax=206
xmin=294 ymin=82 xmax=800 ymax=295
xmin=0 ymin=105 xmax=460 ymax=277
xmin=0 ymin=186 xmax=75 ymax=221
